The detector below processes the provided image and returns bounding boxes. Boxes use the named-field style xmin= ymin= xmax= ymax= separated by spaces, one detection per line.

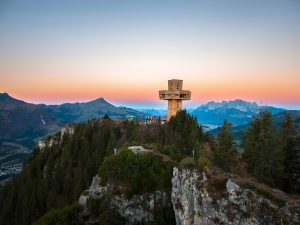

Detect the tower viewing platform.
xmin=159 ymin=79 xmax=191 ymax=121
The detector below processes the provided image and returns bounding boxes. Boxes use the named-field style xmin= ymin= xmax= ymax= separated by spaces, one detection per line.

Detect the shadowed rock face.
xmin=79 ymin=175 xmax=170 ymax=225
xmin=171 ymin=167 xmax=300 ymax=225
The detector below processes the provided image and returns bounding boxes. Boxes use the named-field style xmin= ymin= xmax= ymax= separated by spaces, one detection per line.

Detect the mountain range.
xmin=1 ymin=93 xmax=299 ymax=177
xmin=138 ymin=100 xmax=289 ymax=127
xmin=46 ymin=98 xmax=145 ymax=123
xmin=0 ymin=93 xmax=145 ymax=168
xmin=190 ymin=99 xmax=286 ymax=126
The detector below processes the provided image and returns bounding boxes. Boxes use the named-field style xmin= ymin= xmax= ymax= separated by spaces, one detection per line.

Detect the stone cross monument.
xmin=159 ymin=79 xmax=191 ymax=121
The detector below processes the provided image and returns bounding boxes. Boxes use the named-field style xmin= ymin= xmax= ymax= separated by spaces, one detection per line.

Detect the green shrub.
xmin=33 ymin=203 xmax=83 ymax=225
xmin=98 ymin=149 xmax=174 ymax=197
xmin=82 ymin=190 xmax=89 ymax=196
xmin=160 ymin=145 xmax=185 ymax=161
xmin=197 ymin=157 xmax=211 ymax=169
xmin=86 ymin=198 xmax=102 ymax=215
xmin=179 ymin=157 xmax=196 ymax=169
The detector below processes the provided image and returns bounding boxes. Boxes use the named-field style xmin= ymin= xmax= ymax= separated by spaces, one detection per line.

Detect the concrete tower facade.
xmin=159 ymin=79 xmax=191 ymax=121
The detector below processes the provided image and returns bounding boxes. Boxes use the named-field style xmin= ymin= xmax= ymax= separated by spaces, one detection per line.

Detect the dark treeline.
xmin=243 ymin=111 xmax=300 ymax=193
xmin=212 ymin=111 xmax=300 ymax=194
xmin=0 ymin=119 xmax=122 ymax=225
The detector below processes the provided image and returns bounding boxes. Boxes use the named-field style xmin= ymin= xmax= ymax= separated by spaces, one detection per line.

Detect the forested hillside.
xmin=1 ymin=110 xmax=299 ymax=225
xmin=0 ymin=93 xmax=145 ymax=176
xmin=0 ymin=111 xmax=206 ymax=225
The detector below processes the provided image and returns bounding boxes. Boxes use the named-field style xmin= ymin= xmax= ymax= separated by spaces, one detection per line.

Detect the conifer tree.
xmin=243 ymin=111 xmax=285 ymax=187
xmin=103 ymin=114 xmax=110 ymax=120
xmin=214 ymin=120 xmax=235 ymax=171
xmin=280 ymin=113 xmax=300 ymax=193
xmin=168 ymin=110 xmax=203 ymax=156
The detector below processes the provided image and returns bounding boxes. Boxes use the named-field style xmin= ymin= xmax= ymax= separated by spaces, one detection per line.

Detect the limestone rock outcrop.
xmin=79 ymin=166 xmax=300 ymax=225
xmin=38 ymin=124 xmax=75 ymax=151
xmin=79 ymin=175 xmax=169 ymax=225
xmin=171 ymin=167 xmax=300 ymax=225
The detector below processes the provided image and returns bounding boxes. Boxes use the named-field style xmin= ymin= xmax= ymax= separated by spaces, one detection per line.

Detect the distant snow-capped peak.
xmin=198 ymin=99 xmax=259 ymax=113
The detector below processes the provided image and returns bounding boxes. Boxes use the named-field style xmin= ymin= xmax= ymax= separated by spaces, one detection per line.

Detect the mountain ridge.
xmin=190 ymin=99 xmax=287 ymax=126
xmin=136 ymin=99 xmax=291 ymax=126
xmin=0 ymin=93 xmax=145 ymax=173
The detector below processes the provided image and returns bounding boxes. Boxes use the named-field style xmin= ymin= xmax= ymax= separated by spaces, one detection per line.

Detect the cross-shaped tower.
xmin=159 ymin=79 xmax=191 ymax=121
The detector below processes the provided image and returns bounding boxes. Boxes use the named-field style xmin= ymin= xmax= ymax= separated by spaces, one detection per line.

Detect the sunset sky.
xmin=1 ymin=0 xmax=300 ymax=109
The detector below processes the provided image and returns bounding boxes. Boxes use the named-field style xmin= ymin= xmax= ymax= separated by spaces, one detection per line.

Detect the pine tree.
xmin=294 ymin=136 xmax=300 ymax=193
xmin=103 ymin=114 xmax=110 ymax=120
xmin=168 ymin=110 xmax=203 ymax=157
xmin=214 ymin=120 xmax=235 ymax=171
xmin=280 ymin=113 xmax=300 ymax=193
xmin=243 ymin=111 xmax=285 ymax=187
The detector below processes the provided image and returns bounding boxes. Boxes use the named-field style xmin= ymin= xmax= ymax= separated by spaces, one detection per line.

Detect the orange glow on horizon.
xmin=2 ymin=70 xmax=299 ymax=107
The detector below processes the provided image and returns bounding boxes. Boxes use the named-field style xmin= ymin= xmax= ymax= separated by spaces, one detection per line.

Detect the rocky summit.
xmin=171 ymin=167 xmax=300 ymax=225
xmin=78 ymin=164 xmax=300 ymax=225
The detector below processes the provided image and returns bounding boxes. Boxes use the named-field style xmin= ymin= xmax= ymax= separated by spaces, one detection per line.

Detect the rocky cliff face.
xmin=79 ymin=175 xmax=170 ymax=225
xmin=38 ymin=124 xmax=75 ymax=151
xmin=79 ymin=164 xmax=300 ymax=225
xmin=171 ymin=167 xmax=300 ymax=225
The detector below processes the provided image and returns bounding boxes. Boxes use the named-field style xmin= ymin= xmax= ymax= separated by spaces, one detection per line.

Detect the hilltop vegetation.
xmin=99 ymin=149 xmax=175 ymax=197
